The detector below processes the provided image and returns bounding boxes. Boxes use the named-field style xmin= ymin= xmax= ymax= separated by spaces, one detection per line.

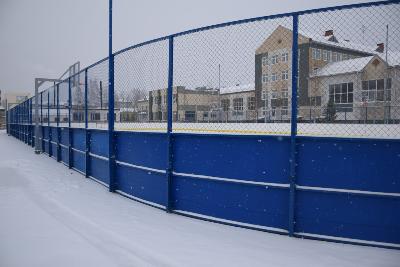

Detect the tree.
xmin=325 ymin=98 xmax=336 ymax=122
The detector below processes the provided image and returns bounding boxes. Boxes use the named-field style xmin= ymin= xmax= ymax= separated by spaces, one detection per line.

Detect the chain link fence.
xmin=297 ymin=3 xmax=400 ymax=138
xmin=7 ymin=1 xmax=400 ymax=139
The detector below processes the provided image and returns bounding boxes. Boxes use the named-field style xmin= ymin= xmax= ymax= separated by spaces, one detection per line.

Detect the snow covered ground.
xmin=0 ymin=130 xmax=399 ymax=267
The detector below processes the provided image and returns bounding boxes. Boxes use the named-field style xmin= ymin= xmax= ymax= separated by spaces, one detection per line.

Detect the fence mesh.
xmin=87 ymin=59 xmax=109 ymax=130
xmin=172 ymin=17 xmax=293 ymax=135
xmin=298 ymin=3 xmax=400 ymax=139
xmin=114 ymin=40 xmax=169 ymax=132
xmin=48 ymin=86 xmax=56 ymax=126
xmin=8 ymin=2 xmax=400 ymax=140
xmin=58 ymin=79 xmax=69 ymax=127
xmin=71 ymin=72 xmax=86 ymax=128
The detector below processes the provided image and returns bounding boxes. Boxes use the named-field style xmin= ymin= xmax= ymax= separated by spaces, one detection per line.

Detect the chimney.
xmin=375 ymin=43 xmax=384 ymax=53
xmin=324 ymin=30 xmax=334 ymax=37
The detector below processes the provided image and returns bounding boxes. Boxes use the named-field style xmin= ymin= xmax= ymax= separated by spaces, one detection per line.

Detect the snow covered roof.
xmin=219 ymin=83 xmax=255 ymax=95
xmin=292 ymin=27 xmax=400 ymax=65
xmin=311 ymin=56 xmax=376 ymax=77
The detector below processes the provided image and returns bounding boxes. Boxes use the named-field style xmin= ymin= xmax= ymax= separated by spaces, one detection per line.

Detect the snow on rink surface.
xmin=0 ymin=130 xmax=399 ymax=267
xmin=61 ymin=122 xmax=400 ymax=139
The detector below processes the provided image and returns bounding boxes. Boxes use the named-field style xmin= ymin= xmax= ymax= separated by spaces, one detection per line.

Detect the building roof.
xmin=219 ymin=83 xmax=255 ymax=94
xmin=260 ymin=25 xmax=400 ymax=67
xmin=311 ymin=56 xmax=376 ymax=77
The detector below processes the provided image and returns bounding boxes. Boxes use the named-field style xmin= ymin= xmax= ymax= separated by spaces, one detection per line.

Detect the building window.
xmin=185 ymin=111 xmax=196 ymax=122
xmin=221 ymin=99 xmax=230 ymax=111
xmin=386 ymin=78 xmax=392 ymax=101
xmin=261 ymin=90 xmax=267 ymax=101
xmin=337 ymin=53 xmax=342 ymax=61
xmin=281 ymin=107 xmax=288 ymax=116
xmin=281 ymin=70 xmax=289 ymax=80
xmin=281 ymin=52 xmax=288 ymax=62
xmin=327 ymin=51 xmax=331 ymax=62
xmin=233 ymin=98 xmax=244 ymax=116
xmin=262 ymin=56 xmax=268 ymax=66
xmin=362 ymin=79 xmax=391 ymax=102
xmin=271 ymin=55 xmax=279 ymax=64
xmin=90 ymin=113 xmax=100 ymax=121
xmin=316 ymin=49 xmax=321 ymax=60
xmin=312 ymin=48 xmax=321 ymax=60
xmin=281 ymin=89 xmax=289 ymax=98
xmin=247 ymin=97 xmax=255 ymax=110
xmin=329 ymin=83 xmax=353 ymax=104
xmin=262 ymin=74 xmax=268 ymax=84
xmin=342 ymin=54 xmax=348 ymax=60
xmin=271 ymin=91 xmax=279 ymax=99
xmin=332 ymin=52 xmax=338 ymax=62
xmin=323 ymin=50 xmax=328 ymax=61
xmin=313 ymin=68 xmax=319 ymax=75
xmin=271 ymin=73 xmax=278 ymax=82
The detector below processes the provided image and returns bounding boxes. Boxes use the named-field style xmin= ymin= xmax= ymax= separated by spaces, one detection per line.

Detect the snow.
xmin=42 ymin=121 xmax=400 ymax=139
xmin=219 ymin=83 xmax=255 ymax=94
xmin=1 ymin=130 xmax=399 ymax=267
xmin=312 ymin=56 xmax=375 ymax=77
xmin=79 ymin=122 xmax=399 ymax=139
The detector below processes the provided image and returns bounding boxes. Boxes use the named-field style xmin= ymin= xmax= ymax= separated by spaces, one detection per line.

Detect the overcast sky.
xmin=0 ymin=0 xmax=376 ymax=93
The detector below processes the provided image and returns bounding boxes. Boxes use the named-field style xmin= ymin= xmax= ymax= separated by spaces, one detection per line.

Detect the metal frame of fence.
xmin=5 ymin=0 xmax=400 ymax=249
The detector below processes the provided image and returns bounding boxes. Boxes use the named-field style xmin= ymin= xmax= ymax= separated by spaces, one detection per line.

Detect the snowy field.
xmin=0 ymin=130 xmax=399 ymax=267
xmin=50 ymin=122 xmax=400 ymax=139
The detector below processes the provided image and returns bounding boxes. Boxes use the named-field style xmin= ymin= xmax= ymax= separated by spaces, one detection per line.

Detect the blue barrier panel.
xmin=61 ymin=147 xmax=69 ymax=165
xmin=296 ymin=137 xmax=400 ymax=193
xmin=90 ymin=130 xmax=108 ymax=157
xmin=171 ymin=134 xmax=291 ymax=232
xmin=116 ymin=165 xmax=166 ymax=207
xmin=72 ymin=151 xmax=85 ymax=174
xmin=173 ymin=134 xmax=291 ymax=184
xmin=295 ymin=190 xmax=400 ymax=245
xmin=43 ymin=126 xmax=50 ymax=154
xmin=89 ymin=156 xmax=109 ymax=186
xmin=115 ymin=131 xmax=167 ymax=170
xmin=72 ymin=128 xmax=86 ymax=152
xmin=60 ymin=128 xmax=69 ymax=165
xmin=71 ymin=128 xmax=86 ymax=173
xmin=173 ymin=176 xmax=289 ymax=232
xmin=114 ymin=131 xmax=168 ymax=206
xmin=50 ymin=127 xmax=58 ymax=158
xmin=60 ymin=128 xmax=69 ymax=147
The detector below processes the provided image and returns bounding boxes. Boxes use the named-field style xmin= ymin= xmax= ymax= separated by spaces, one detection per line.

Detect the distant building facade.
xmin=309 ymin=54 xmax=400 ymax=122
xmin=254 ymin=26 xmax=380 ymax=121
xmin=0 ymin=90 xmax=31 ymax=109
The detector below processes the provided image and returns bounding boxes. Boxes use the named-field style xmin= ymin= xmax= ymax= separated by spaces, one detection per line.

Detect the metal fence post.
xmin=29 ymin=98 xmax=32 ymax=146
xmin=166 ymin=35 xmax=174 ymax=212
xmin=68 ymin=77 xmax=73 ymax=168
xmin=48 ymin=90 xmax=52 ymax=157
xmin=56 ymin=84 xmax=61 ymax=162
xmin=288 ymin=14 xmax=299 ymax=237
xmin=108 ymin=0 xmax=116 ymax=192
xmin=40 ymin=92 xmax=44 ymax=152
xmin=25 ymin=101 xmax=27 ymax=142
xmin=85 ymin=69 xmax=90 ymax=178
